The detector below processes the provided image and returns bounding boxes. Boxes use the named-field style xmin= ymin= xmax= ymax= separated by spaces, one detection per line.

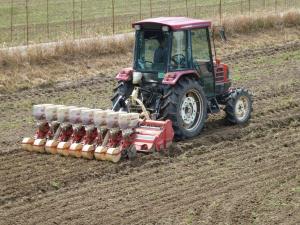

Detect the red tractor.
xmin=22 ymin=17 xmax=252 ymax=162
xmin=112 ymin=17 xmax=252 ymax=140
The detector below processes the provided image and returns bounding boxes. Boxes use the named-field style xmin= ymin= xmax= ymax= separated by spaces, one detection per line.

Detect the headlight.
xmin=132 ymin=71 xmax=142 ymax=84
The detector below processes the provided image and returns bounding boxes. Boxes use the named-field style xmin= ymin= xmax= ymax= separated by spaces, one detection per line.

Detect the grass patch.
xmin=0 ymin=0 xmax=220 ymax=45
xmin=50 ymin=180 xmax=61 ymax=190
xmin=292 ymin=187 xmax=300 ymax=193
xmin=0 ymin=34 xmax=134 ymax=67
xmin=223 ymin=10 xmax=300 ymax=34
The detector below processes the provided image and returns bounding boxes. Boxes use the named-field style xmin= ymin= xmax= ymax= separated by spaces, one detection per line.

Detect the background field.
xmin=0 ymin=0 xmax=299 ymax=46
xmin=0 ymin=27 xmax=299 ymax=224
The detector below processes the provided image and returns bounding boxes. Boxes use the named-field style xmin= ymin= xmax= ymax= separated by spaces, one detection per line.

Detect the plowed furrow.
xmin=2 ymin=125 xmax=297 ymax=207
xmin=223 ymin=40 xmax=300 ymax=62
xmin=0 ymin=156 xmax=105 ymax=186
xmin=2 ymin=121 xmax=298 ymax=207
xmin=4 ymin=144 xmax=298 ymax=223
xmin=0 ymin=76 xmax=115 ymax=103
xmin=129 ymin=164 xmax=299 ymax=225
xmin=255 ymin=87 xmax=300 ymax=102
xmin=250 ymin=174 xmax=300 ymax=225
xmin=61 ymin=159 xmax=298 ymax=225
xmin=192 ymin=174 xmax=297 ymax=225
xmin=180 ymin=112 xmax=300 ymax=151
xmin=253 ymin=104 xmax=300 ymax=120
xmin=11 ymin=157 xmax=296 ymax=225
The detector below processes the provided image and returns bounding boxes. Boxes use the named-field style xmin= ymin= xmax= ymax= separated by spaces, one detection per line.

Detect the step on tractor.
xmin=22 ymin=17 xmax=253 ymax=162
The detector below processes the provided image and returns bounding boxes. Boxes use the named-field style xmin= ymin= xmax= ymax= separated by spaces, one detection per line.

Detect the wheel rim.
xmin=180 ymin=89 xmax=204 ymax=131
xmin=235 ymin=96 xmax=250 ymax=121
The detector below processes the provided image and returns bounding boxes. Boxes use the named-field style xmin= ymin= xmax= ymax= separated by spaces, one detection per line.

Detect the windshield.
xmin=135 ymin=30 xmax=170 ymax=72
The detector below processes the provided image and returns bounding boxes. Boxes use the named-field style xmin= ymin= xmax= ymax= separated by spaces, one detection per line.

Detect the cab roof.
xmin=133 ymin=17 xmax=211 ymax=30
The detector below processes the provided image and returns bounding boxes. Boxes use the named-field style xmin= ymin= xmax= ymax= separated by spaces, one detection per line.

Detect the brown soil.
xmin=0 ymin=31 xmax=299 ymax=225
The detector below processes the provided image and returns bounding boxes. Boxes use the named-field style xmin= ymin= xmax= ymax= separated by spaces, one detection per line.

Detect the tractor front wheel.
xmin=225 ymin=88 xmax=252 ymax=124
xmin=159 ymin=77 xmax=207 ymax=140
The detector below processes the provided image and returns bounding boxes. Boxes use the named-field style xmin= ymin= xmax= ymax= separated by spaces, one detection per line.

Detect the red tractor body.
xmin=113 ymin=17 xmax=252 ymax=140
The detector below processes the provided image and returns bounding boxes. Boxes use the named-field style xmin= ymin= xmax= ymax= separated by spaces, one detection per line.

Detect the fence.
xmin=0 ymin=0 xmax=299 ymax=46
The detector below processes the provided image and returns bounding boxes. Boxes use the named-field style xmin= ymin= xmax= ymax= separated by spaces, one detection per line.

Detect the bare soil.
xmin=0 ymin=31 xmax=299 ymax=225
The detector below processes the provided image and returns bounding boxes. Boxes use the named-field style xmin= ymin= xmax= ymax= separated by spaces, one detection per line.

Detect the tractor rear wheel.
xmin=159 ymin=77 xmax=207 ymax=140
xmin=111 ymin=81 xmax=133 ymax=111
xmin=225 ymin=88 xmax=252 ymax=124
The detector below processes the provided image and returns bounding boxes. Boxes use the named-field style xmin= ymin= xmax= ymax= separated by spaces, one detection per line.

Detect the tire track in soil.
xmin=54 ymin=158 xmax=298 ymax=225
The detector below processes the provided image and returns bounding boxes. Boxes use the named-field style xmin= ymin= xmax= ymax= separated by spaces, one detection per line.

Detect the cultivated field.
xmin=0 ymin=26 xmax=299 ymax=224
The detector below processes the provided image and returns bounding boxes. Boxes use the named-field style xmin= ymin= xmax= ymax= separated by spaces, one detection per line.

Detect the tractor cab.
xmin=133 ymin=17 xmax=212 ymax=72
xmin=131 ymin=17 xmax=219 ymax=97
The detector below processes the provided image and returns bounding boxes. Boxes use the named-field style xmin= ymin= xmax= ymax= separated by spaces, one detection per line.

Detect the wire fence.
xmin=0 ymin=0 xmax=299 ymax=46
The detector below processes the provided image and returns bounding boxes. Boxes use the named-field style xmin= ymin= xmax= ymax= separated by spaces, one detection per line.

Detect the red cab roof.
xmin=133 ymin=17 xmax=211 ymax=30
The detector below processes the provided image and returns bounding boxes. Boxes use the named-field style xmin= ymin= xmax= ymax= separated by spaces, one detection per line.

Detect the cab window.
xmin=170 ymin=31 xmax=189 ymax=70
xmin=191 ymin=29 xmax=210 ymax=62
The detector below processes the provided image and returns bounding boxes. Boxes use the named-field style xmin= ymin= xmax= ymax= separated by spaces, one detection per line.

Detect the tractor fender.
xmin=116 ymin=67 xmax=133 ymax=81
xmin=162 ymin=70 xmax=199 ymax=85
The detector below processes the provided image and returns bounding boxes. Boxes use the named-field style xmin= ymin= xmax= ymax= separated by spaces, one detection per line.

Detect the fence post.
xmin=149 ymin=0 xmax=152 ymax=17
xmin=219 ymin=0 xmax=222 ymax=24
xmin=112 ymin=0 xmax=115 ymax=34
xmin=10 ymin=0 xmax=13 ymax=43
xmin=194 ymin=0 xmax=196 ymax=17
xmin=168 ymin=0 xmax=171 ymax=16
xmin=285 ymin=0 xmax=287 ymax=9
xmin=248 ymin=0 xmax=251 ymax=16
xmin=139 ymin=0 xmax=142 ymax=20
xmin=25 ymin=0 xmax=29 ymax=45
xmin=186 ymin=0 xmax=188 ymax=17
xmin=46 ymin=0 xmax=49 ymax=39
xmin=240 ymin=0 xmax=243 ymax=14
xmin=72 ymin=0 xmax=75 ymax=39
xmin=80 ymin=0 xmax=83 ymax=36
xmin=275 ymin=0 xmax=277 ymax=12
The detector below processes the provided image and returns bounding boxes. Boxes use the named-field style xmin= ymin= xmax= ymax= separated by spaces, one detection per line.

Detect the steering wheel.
xmin=171 ymin=54 xmax=186 ymax=66
xmin=138 ymin=59 xmax=153 ymax=69
xmin=144 ymin=60 xmax=153 ymax=66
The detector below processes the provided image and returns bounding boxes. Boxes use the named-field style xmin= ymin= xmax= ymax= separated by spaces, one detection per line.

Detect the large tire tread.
xmin=159 ymin=76 xmax=207 ymax=140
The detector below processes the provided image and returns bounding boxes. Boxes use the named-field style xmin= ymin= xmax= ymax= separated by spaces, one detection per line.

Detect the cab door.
xmin=190 ymin=28 xmax=215 ymax=97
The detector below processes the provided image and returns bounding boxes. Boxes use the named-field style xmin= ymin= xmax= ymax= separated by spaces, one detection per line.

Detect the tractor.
xmin=112 ymin=17 xmax=252 ymax=140
xmin=22 ymin=17 xmax=252 ymax=162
